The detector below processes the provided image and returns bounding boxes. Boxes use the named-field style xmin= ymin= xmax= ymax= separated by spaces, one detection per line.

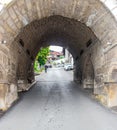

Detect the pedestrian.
xmin=45 ymin=64 xmax=48 ymax=73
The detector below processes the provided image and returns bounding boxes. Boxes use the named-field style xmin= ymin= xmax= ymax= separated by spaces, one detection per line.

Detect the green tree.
xmin=36 ymin=47 xmax=50 ymax=66
xmin=34 ymin=60 xmax=39 ymax=72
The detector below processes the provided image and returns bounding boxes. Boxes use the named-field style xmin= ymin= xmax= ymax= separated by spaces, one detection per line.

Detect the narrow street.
xmin=0 ymin=68 xmax=117 ymax=130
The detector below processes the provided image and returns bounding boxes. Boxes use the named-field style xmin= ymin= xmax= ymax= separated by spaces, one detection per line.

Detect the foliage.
xmin=60 ymin=55 xmax=64 ymax=59
xmin=34 ymin=47 xmax=49 ymax=73
xmin=34 ymin=60 xmax=39 ymax=72
xmin=36 ymin=47 xmax=50 ymax=66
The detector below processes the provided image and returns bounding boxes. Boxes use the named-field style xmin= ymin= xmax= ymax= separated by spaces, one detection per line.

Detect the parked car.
xmin=47 ymin=64 xmax=52 ymax=68
xmin=56 ymin=64 xmax=64 ymax=67
xmin=64 ymin=63 xmax=73 ymax=71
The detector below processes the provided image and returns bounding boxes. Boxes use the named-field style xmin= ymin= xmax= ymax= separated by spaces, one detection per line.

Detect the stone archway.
xmin=0 ymin=0 xmax=117 ymax=110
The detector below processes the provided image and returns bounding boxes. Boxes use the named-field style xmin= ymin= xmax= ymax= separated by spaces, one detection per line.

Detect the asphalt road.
xmin=0 ymin=68 xmax=117 ymax=130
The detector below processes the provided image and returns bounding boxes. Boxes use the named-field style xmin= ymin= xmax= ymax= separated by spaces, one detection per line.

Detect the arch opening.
xmin=34 ymin=45 xmax=74 ymax=82
xmin=14 ymin=16 xmax=98 ymax=94
xmin=0 ymin=0 xmax=117 ymax=110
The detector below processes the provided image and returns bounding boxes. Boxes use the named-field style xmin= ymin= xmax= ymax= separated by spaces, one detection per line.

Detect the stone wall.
xmin=74 ymin=39 xmax=117 ymax=107
xmin=0 ymin=0 xmax=117 ymax=110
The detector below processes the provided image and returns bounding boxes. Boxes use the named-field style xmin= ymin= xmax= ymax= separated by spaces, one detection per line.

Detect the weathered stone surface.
xmin=0 ymin=0 xmax=117 ymax=110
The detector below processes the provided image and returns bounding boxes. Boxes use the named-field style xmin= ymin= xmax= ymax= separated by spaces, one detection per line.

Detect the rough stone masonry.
xmin=0 ymin=0 xmax=117 ymax=110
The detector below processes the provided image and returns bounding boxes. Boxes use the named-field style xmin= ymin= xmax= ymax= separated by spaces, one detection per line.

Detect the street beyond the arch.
xmin=0 ymin=68 xmax=117 ymax=130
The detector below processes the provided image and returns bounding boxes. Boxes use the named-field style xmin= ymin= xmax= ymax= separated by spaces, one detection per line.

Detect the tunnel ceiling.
xmin=0 ymin=0 xmax=116 ymax=60
xmin=15 ymin=15 xmax=97 ymax=58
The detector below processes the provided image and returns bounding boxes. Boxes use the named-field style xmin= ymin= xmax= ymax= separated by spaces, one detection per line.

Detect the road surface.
xmin=0 ymin=68 xmax=117 ymax=130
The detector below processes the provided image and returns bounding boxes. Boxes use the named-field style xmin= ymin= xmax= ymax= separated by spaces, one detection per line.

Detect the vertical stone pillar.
xmin=73 ymin=60 xmax=81 ymax=83
xmin=0 ymin=84 xmax=7 ymax=111
xmin=0 ymin=83 xmax=18 ymax=111
xmin=105 ymin=83 xmax=117 ymax=107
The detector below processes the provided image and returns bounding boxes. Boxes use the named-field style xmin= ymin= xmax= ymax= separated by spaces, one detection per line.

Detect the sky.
xmin=0 ymin=0 xmax=12 ymax=11
xmin=0 ymin=0 xmax=12 ymax=4
xmin=50 ymin=46 xmax=63 ymax=52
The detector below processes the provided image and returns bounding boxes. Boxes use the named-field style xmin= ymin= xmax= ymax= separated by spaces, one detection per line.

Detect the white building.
xmin=65 ymin=49 xmax=73 ymax=65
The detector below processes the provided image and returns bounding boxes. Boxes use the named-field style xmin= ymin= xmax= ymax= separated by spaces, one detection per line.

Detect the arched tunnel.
xmin=0 ymin=0 xmax=117 ymax=111
xmin=16 ymin=15 xmax=97 ymax=89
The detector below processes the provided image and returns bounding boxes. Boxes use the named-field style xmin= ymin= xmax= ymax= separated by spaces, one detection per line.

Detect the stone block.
xmin=0 ymin=83 xmax=18 ymax=111
xmin=106 ymin=84 xmax=117 ymax=107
